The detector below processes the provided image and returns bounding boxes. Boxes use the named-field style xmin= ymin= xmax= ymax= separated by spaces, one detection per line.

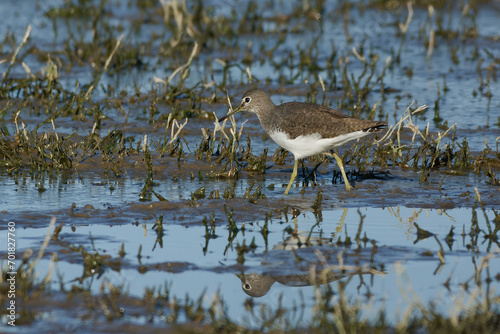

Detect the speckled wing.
xmin=270 ymin=102 xmax=386 ymax=139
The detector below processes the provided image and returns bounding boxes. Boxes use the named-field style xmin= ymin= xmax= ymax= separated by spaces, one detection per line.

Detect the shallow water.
xmin=1 ymin=203 xmax=498 ymax=330
xmin=1 ymin=0 xmax=500 ymax=332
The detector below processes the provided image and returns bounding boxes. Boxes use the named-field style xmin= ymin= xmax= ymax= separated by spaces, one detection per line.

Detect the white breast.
xmin=269 ymin=131 xmax=369 ymax=160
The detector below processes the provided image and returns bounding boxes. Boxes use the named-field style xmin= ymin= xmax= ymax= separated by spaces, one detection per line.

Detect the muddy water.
xmin=1 ymin=166 xmax=499 ymax=329
xmin=2 ymin=199 xmax=499 ymax=330
xmin=1 ymin=0 xmax=500 ymax=331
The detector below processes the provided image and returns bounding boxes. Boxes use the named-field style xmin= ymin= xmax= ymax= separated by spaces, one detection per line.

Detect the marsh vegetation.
xmin=1 ymin=0 xmax=499 ymax=333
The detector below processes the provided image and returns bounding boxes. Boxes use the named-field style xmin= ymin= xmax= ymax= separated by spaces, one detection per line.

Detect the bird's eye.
xmin=244 ymin=97 xmax=251 ymax=103
xmin=243 ymin=283 xmax=251 ymax=290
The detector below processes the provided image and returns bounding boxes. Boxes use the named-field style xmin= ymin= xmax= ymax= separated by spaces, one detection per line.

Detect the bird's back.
xmin=261 ymin=102 xmax=386 ymax=140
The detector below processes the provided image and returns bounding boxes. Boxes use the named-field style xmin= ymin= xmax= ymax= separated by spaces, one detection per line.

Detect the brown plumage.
xmin=259 ymin=101 xmax=386 ymax=139
xmin=218 ymin=89 xmax=387 ymax=195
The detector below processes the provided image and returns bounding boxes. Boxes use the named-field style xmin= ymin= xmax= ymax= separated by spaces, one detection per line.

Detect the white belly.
xmin=269 ymin=131 xmax=368 ymax=160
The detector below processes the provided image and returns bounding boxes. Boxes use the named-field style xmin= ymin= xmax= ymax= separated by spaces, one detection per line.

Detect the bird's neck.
xmin=256 ymin=110 xmax=277 ymax=134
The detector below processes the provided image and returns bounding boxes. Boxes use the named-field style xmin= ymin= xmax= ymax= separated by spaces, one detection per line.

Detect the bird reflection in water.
xmin=236 ymin=209 xmax=386 ymax=297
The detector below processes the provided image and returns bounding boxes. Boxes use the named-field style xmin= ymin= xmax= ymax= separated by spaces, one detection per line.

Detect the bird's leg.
xmin=284 ymin=159 xmax=299 ymax=195
xmin=325 ymin=152 xmax=353 ymax=191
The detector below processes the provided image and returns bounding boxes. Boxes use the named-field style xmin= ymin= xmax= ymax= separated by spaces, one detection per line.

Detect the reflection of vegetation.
xmin=1 ymin=228 xmax=499 ymax=331
xmin=1 ymin=0 xmax=500 ymax=331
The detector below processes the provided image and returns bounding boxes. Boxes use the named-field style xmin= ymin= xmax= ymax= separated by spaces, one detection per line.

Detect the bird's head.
xmin=218 ymin=89 xmax=274 ymax=122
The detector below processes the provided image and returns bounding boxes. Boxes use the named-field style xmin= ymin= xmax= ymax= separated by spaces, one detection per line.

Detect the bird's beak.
xmin=218 ymin=104 xmax=244 ymax=123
